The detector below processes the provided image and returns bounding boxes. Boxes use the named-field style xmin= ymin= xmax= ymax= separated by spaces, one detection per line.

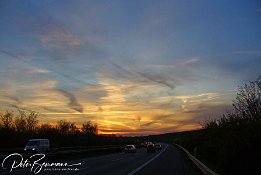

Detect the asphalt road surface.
xmin=1 ymin=144 xmax=202 ymax=175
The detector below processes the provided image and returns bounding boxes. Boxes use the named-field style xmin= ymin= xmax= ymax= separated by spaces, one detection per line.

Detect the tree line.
xmin=177 ymin=76 xmax=261 ymax=175
xmin=0 ymin=111 xmax=99 ymax=148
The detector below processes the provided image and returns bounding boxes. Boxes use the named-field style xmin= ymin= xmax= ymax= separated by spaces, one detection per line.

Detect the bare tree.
xmin=57 ymin=120 xmax=70 ymax=134
xmin=233 ymin=76 xmax=261 ymax=122
xmin=14 ymin=110 xmax=27 ymax=132
xmin=0 ymin=111 xmax=14 ymax=129
xmin=82 ymin=121 xmax=98 ymax=135
xmin=26 ymin=111 xmax=38 ymax=132
xmin=69 ymin=123 xmax=80 ymax=135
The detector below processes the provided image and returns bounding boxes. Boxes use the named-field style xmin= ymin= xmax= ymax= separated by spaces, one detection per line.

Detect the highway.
xmin=1 ymin=144 xmax=202 ymax=175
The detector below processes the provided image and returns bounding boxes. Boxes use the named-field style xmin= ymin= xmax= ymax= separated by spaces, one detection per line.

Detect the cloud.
xmin=41 ymin=106 xmax=71 ymax=113
xmin=30 ymin=68 xmax=50 ymax=74
xmin=181 ymin=57 xmax=200 ymax=65
xmin=40 ymin=28 xmax=81 ymax=50
xmin=105 ymin=61 xmax=178 ymax=89
xmin=3 ymin=95 xmax=32 ymax=112
xmin=98 ymin=106 xmax=103 ymax=112
xmin=138 ymin=72 xmax=176 ymax=89
xmin=0 ymin=49 xmax=93 ymax=87
xmin=5 ymin=95 xmax=21 ymax=104
xmin=6 ymin=104 xmax=32 ymax=112
xmin=56 ymin=89 xmax=84 ymax=113
xmin=141 ymin=121 xmax=158 ymax=127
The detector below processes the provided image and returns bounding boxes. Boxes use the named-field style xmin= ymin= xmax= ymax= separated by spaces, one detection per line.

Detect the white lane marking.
xmin=127 ymin=144 xmax=169 ymax=175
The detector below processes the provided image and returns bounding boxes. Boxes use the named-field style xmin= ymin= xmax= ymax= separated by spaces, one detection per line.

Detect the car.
xmin=155 ymin=143 xmax=162 ymax=150
xmin=146 ymin=143 xmax=156 ymax=153
xmin=125 ymin=145 xmax=137 ymax=153
xmin=24 ymin=139 xmax=50 ymax=153
xmin=145 ymin=142 xmax=153 ymax=148
xmin=141 ymin=142 xmax=145 ymax=147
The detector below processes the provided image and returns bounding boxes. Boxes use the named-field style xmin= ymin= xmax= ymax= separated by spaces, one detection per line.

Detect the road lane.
xmin=134 ymin=144 xmax=202 ymax=175
xmin=0 ymin=144 xmax=203 ymax=175
xmin=59 ymin=144 xmax=202 ymax=175
xmin=59 ymin=145 xmax=160 ymax=175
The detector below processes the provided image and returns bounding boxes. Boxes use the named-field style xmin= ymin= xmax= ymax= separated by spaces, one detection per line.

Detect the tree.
xmin=0 ymin=111 xmax=14 ymax=129
xmin=26 ymin=111 xmax=38 ymax=132
xmin=57 ymin=120 xmax=70 ymax=134
xmin=69 ymin=123 xmax=80 ymax=135
xmin=233 ymin=76 xmax=261 ymax=122
xmin=14 ymin=110 xmax=27 ymax=133
xmin=82 ymin=121 xmax=98 ymax=135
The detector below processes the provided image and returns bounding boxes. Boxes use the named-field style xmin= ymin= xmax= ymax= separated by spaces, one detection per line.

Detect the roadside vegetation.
xmin=0 ymin=111 xmax=120 ymax=148
xmin=176 ymin=76 xmax=261 ymax=175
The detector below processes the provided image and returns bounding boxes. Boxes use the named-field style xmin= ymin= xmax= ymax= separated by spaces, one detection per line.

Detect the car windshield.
xmin=27 ymin=141 xmax=39 ymax=146
xmin=126 ymin=145 xmax=133 ymax=149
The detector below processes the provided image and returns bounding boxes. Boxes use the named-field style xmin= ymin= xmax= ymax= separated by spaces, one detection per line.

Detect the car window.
xmin=27 ymin=141 xmax=39 ymax=146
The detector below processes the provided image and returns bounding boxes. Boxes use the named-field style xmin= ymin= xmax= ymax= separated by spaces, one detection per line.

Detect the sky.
xmin=0 ymin=0 xmax=261 ymax=135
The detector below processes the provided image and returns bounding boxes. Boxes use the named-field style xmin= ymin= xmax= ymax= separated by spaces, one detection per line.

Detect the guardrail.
xmin=175 ymin=144 xmax=218 ymax=175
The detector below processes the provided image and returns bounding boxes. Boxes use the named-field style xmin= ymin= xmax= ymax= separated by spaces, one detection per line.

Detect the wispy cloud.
xmin=30 ymin=68 xmax=50 ymax=74
xmin=147 ymin=57 xmax=200 ymax=69
xmin=181 ymin=57 xmax=200 ymax=65
xmin=104 ymin=61 xmax=178 ymax=89
xmin=41 ymin=106 xmax=71 ymax=113
xmin=40 ymin=28 xmax=81 ymax=50
xmin=56 ymin=89 xmax=84 ymax=113
xmin=5 ymin=95 xmax=21 ymax=104
xmin=138 ymin=72 xmax=176 ymax=89
xmin=140 ymin=121 xmax=159 ymax=127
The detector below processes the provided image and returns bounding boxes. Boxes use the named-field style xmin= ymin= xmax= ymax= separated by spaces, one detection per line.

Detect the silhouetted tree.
xmin=14 ymin=110 xmax=27 ymax=133
xmin=38 ymin=124 xmax=56 ymax=135
xmin=26 ymin=111 xmax=38 ymax=132
xmin=0 ymin=111 xmax=14 ymax=129
xmin=82 ymin=121 xmax=98 ymax=135
xmin=57 ymin=120 xmax=70 ymax=134
xmin=233 ymin=76 xmax=261 ymax=122
xmin=69 ymin=123 xmax=80 ymax=135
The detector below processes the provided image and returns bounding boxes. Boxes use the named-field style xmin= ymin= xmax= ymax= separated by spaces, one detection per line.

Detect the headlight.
xmin=32 ymin=148 xmax=35 ymax=150
xmin=24 ymin=148 xmax=26 ymax=150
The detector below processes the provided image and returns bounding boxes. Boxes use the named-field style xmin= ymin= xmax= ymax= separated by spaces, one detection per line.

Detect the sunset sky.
xmin=0 ymin=0 xmax=261 ymax=135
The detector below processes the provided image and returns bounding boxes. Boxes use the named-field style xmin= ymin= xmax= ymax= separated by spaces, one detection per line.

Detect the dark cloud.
xmin=138 ymin=72 xmax=176 ymax=89
xmin=140 ymin=121 xmax=158 ymax=127
xmin=7 ymin=103 xmax=33 ymax=112
xmin=56 ymin=89 xmax=84 ymax=113
xmin=151 ymin=114 xmax=175 ymax=121
xmin=97 ymin=106 xmax=103 ymax=112
xmin=109 ymin=61 xmax=177 ymax=89
xmin=41 ymin=106 xmax=71 ymax=113
xmin=4 ymin=95 xmax=32 ymax=112
xmin=5 ymin=95 xmax=21 ymax=103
